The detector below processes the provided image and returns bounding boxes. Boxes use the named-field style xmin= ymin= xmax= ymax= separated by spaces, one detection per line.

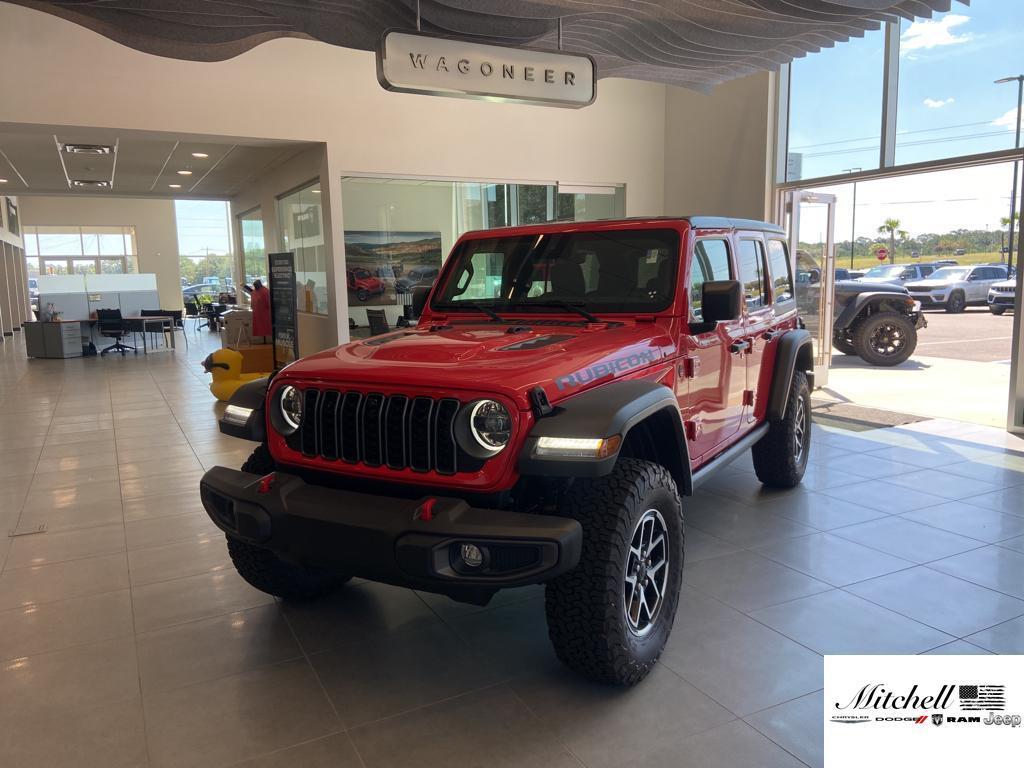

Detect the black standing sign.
xmin=268 ymin=252 xmax=299 ymax=370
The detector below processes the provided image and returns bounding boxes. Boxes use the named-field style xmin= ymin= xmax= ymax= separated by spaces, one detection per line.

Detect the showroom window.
xmin=787 ymin=27 xmax=885 ymax=181
xmin=237 ymin=206 xmax=266 ymax=287
xmin=339 ymin=176 xmax=624 ymax=325
xmin=176 ymin=200 xmax=235 ymax=297
xmin=278 ymin=181 xmax=326 ymax=315
xmin=895 ymin=1 xmax=1024 ymax=165
xmin=22 ymin=224 xmax=137 ymax=277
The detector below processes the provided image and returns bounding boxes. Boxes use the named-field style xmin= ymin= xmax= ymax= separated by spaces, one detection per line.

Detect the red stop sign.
xmin=876 ymin=247 xmax=889 ymax=261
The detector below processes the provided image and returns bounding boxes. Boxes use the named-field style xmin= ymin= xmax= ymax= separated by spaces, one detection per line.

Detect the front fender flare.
xmin=766 ymin=330 xmax=813 ymax=422
xmin=517 ymin=379 xmax=691 ymax=493
xmin=834 ymin=292 xmax=912 ymax=331
xmin=219 ymin=377 xmax=269 ymax=442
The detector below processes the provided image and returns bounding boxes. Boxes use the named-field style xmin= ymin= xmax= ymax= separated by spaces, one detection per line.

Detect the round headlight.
xmin=278 ymin=385 xmax=303 ymax=433
xmin=469 ymin=400 xmax=511 ymax=452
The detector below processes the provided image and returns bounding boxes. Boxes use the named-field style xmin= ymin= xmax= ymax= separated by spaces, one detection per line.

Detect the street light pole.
xmin=843 ymin=167 xmax=862 ymax=269
xmin=996 ymin=75 xmax=1024 ymax=273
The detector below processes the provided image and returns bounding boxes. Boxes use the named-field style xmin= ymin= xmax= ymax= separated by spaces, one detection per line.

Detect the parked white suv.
xmin=856 ymin=263 xmax=945 ymax=286
xmin=988 ymin=278 xmax=1016 ymax=315
xmin=904 ymin=265 xmax=1009 ymax=313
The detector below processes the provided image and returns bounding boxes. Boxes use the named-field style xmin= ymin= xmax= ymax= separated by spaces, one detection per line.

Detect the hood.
xmin=835 ymin=280 xmax=908 ymax=301
xmin=856 ymin=276 xmax=904 ymax=284
xmin=280 ymin=320 xmax=677 ymax=409
xmin=992 ymin=279 xmax=1016 ymax=289
xmin=904 ymin=279 xmax=956 ymax=290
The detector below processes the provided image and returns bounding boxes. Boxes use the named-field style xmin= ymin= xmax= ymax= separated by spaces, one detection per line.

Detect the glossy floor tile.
xmin=2 ymin=331 xmax=1024 ymax=767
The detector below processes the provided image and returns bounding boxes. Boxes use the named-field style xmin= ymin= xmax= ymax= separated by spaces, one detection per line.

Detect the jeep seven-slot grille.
xmin=293 ymin=388 xmax=461 ymax=475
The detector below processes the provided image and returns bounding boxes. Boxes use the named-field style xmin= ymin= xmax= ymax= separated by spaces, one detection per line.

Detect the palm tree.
xmin=877 ymin=218 xmax=902 ymax=264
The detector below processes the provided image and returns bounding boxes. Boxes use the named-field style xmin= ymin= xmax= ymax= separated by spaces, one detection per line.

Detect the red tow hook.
xmin=415 ymin=497 xmax=437 ymax=522
xmin=257 ymin=473 xmax=276 ymax=494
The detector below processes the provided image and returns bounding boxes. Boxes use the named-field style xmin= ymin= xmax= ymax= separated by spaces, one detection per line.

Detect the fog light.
xmin=459 ymin=543 xmax=486 ymax=569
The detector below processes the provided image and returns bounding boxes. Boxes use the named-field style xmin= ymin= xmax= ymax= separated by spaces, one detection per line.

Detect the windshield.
xmin=863 ymin=265 xmax=904 ymax=278
xmin=432 ymin=229 xmax=680 ymax=314
xmin=928 ymin=267 xmax=970 ymax=281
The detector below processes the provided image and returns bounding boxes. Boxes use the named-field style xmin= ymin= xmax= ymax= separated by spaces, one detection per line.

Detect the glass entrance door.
xmin=782 ymin=190 xmax=837 ymax=386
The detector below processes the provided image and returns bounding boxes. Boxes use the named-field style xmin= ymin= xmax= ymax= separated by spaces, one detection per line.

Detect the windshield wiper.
xmin=507 ymin=300 xmax=599 ymax=323
xmin=438 ymin=302 xmax=505 ymax=322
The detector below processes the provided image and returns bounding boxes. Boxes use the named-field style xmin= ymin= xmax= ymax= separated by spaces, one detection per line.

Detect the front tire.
xmin=851 ymin=311 xmax=917 ymax=366
xmin=357 ymin=288 xmax=368 ymax=302
xmin=545 ymin=459 xmax=683 ymax=686
xmin=990 ymin=305 xmax=1006 ymax=316
xmin=229 ymin=445 xmax=350 ymax=600
xmin=946 ymin=290 xmax=966 ymax=313
xmin=753 ymin=370 xmax=811 ymax=489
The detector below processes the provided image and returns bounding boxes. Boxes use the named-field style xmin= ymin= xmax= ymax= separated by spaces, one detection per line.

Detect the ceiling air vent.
xmin=70 ymin=179 xmax=110 ymax=188
xmin=60 ymin=143 xmax=115 ymax=155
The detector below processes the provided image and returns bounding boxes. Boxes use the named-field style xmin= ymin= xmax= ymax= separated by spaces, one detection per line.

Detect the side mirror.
xmin=701 ymin=280 xmax=743 ymax=323
xmin=411 ymin=286 xmax=430 ymax=318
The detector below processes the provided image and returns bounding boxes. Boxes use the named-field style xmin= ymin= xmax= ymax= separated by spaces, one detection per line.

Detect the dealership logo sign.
xmin=377 ymin=31 xmax=596 ymax=108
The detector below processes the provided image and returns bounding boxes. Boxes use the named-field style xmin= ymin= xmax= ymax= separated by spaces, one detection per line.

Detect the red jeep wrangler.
xmin=202 ymin=217 xmax=813 ymax=685
xmin=347 ymin=266 xmax=385 ymax=301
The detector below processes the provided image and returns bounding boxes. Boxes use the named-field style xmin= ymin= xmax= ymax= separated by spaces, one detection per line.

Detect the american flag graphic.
xmin=959 ymin=684 xmax=1005 ymax=711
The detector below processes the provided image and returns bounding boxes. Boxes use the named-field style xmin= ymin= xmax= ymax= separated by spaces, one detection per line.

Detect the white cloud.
xmin=993 ymin=107 xmax=1020 ymax=130
xmin=923 ymin=97 xmax=954 ymax=108
xmin=901 ymin=14 xmax=972 ymax=53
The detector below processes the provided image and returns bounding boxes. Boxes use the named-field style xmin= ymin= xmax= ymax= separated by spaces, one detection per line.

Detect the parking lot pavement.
xmin=911 ymin=307 xmax=1015 ymax=363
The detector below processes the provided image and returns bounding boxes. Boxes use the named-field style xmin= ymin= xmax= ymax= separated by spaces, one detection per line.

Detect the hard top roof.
xmin=459 ymin=216 xmax=786 ymax=238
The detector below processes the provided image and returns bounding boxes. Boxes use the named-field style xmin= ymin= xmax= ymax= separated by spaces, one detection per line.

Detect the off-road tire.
xmin=832 ymin=334 xmax=857 ymax=356
xmin=990 ymin=305 xmax=1006 ymax=316
xmin=945 ymin=290 xmax=966 ymax=313
xmin=544 ymin=459 xmax=683 ymax=686
xmin=240 ymin=443 xmax=275 ymax=475
xmin=357 ymin=288 xmax=368 ymax=302
xmin=226 ymin=536 xmax=350 ymax=601
xmin=229 ymin=445 xmax=350 ymax=600
xmin=752 ymin=371 xmax=811 ymax=489
xmin=851 ymin=311 xmax=916 ymax=366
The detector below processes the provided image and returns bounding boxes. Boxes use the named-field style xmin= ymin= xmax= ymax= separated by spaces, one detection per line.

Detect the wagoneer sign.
xmin=377 ymin=31 xmax=596 ymax=108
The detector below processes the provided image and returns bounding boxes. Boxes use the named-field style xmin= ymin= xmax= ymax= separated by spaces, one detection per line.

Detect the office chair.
xmin=366 ymin=308 xmax=389 ymax=336
xmin=183 ymin=300 xmax=203 ymax=332
xmin=96 ymin=308 xmax=136 ymax=356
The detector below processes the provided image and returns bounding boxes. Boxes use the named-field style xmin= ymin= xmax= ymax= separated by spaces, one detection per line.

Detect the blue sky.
xmin=788 ymin=0 xmax=1023 ymax=237
xmin=789 ymin=0 xmax=1022 ymax=178
xmin=174 ymin=199 xmax=232 ymax=257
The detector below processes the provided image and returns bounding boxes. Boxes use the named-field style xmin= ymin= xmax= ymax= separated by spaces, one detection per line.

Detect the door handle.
xmin=729 ymin=340 xmax=751 ymax=354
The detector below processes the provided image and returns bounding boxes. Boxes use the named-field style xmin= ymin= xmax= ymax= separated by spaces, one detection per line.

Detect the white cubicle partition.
xmin=37 ymin=273 xmax=160 ymax=319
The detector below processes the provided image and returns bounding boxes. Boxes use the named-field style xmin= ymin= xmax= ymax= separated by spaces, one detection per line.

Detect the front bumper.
xmin=908 ymin=292 xmax=948 ymax=307
xmin=989 ymin=294 xmax=1015 ymax=307
xmin=199 ymin=467 xmax=582 ymax=600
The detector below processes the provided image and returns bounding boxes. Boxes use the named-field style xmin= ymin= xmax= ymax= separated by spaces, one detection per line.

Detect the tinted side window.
xmin=766 ymin=240 xmax=794 ymax=304
xmin=738 ymin=239 xmax=767 ymax=310
xmin=689 ymin=239 xmax=731 ymax=320
xmin=921 ymin=265 xmax=935 ymax=277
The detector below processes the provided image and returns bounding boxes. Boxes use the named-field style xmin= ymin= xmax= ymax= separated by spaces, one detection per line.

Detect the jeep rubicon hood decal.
xmin=280 ymin=321 xmax=676 ymax=407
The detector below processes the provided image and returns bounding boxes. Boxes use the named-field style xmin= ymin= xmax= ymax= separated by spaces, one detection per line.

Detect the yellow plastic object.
xmin=201 ymin=348 xmax=268 ymax=402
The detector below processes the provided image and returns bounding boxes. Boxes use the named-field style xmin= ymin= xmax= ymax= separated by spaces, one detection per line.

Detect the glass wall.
xmin=787 ymin=28 xmax=885 ymax=181
xmin=339 ymin=176 xmax=625 ymax=325
xmin=277 ymin=181 xmax=325 ymax=314
xmin=896 ymin=3 xmax=1024 ymax=165
xmin=22 ymin=225 xmax=137 ymax=277
xmin=175 ymin=200 xmax=235 ymax=299
xmin=237 ymin=207 xmax=266 ymax=287
xmin=785 ymin=0 xmax=1024 ymax=182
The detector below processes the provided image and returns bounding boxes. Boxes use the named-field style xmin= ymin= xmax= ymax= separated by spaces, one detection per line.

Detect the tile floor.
xmin=1 ymin=331 xmax=1023 ymax=768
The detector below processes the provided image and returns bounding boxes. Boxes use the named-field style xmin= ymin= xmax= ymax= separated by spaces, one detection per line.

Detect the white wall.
xmin=18 ymin=196 xmax=182 ymax=309
xmin=663 ymin=72 xmax=776 ymax=221
xmin=0 ymin=2 xmax=779 ymax=351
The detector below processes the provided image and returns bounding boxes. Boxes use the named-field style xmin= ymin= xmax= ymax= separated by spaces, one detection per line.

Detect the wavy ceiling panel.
xmin=9 ymin=0 xmax=962 ymax=89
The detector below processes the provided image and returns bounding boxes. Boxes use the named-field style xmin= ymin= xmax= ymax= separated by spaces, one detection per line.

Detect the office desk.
xmin=24 ymin=320 xmax=88 ymax=358
xmin=122 ymin=316 xmax=176 ymax=353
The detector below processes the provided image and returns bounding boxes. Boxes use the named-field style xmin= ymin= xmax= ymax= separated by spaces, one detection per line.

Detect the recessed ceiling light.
xmin=168 ymin=183 xmax=182 ymax=189
xmin=191 ymin=152 xmax=209 ymax=159
xmin=177 ymin=169 xmax=193 ymax=176
xmin=60 ymin=143 xmax=114 ymax=155
xmin=0 ymin=178 xmax=8 ymax=184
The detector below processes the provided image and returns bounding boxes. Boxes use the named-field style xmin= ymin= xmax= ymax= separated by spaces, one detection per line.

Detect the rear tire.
xmin=851 ymin=311 xmax=916 ymax=366
xmin=990 ymin=305 xmax=1006 ymax=316
xmin=545 ymin=459 xmax=683 ymax=686
xmin=946 ymin=290 xmax=966 ymax=313
xmin=753 ymin=371 xmax=811 ymax=489
xmin=229 ymin=444 xmax=350 ymax=600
